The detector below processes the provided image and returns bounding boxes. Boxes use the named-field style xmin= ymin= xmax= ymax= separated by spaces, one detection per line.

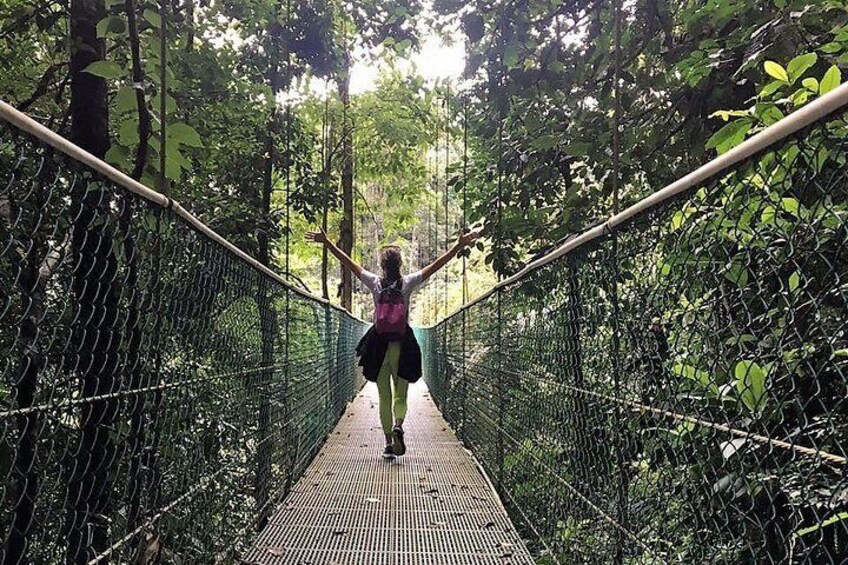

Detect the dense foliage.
xmin=434 ymin=0 xmax=848 ymax=274
xmin=3 ymin=0 xmax=848 ymax=562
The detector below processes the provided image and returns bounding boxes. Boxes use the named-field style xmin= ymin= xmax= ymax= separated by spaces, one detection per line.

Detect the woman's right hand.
xmin=458 ymin=229 xmax=482 ymax=249
xmin=305 ymin=229 xmax=329 ymax=246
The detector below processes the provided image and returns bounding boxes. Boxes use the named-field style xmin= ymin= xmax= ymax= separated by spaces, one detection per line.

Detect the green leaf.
xmin=759 ymin=80 xmax=784 ymax=98
xmin=671 ymin=210 xmax=685 ymax=230
xmin=789 ymin=271 xmax=800 ymax=292
xmin=83 ymin=60 xmax=123 ymax=80
xmin=764 ymin=61 xmax=789 ymax=83
xmin=395 ymin=38 xmax=412 ymax=53
xmin=820 ymin=65 xmax=842 ymax=95
xmin=118 ymin=119 xmax=139 ymax=146
xmin=755 ymin=103 xmax=784 ymax=125
xmin=504 ymin=42 xmax=520 ymax=68
xmin=802 ymin=77 xmax=819 ymax=91
xmin=786 ymin=53 xmax=817 ymax=82
xmin=781 ymin=197 xmax=800 ymax=217
xmin=760 ymin=205 xmax=776 ymax=225
xmin=709 ymin=110 xmax=749 ymax=122
xmin=564 ymin=142 xmax=589 ymax=156
xmin=672 ymin=363 xmax=718 ymax=396
xmin=97 ymin=15 xmax=126 ymax=37
xmin=530 ymin=135 xmax=558 ymax=151
xmin=104 ymin=145 xmax=130 ymax=168
xmin=791 ymin=88 xmax=810 ymax=107
xmin=151 ymin=92 xmax=177 ymax=115
xmin=143 ymin=9 xmax=161 ymax=28
xmin=735 ymin=361 xmax=768 ymax=414
xmin=820 ymin=42 xmax=843 ymax=54
xmin=724 ymin=262 xmax=748 ymax=287
xmin=168 ymin=122 xmax=203 ymax=148
xmin=164 ymin=147 xmax=183 ymax=180
xmin=706 ymin=119 xmax=752 ymax=154
xmin=114 ymin=86 xmax=138 ymax=114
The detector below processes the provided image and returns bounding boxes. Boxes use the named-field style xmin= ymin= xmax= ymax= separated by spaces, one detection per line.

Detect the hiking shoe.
xmin=381 ymin=445 xmax=396 ymax=460
xmin=392 ymin=425 xmax=406 ymax=456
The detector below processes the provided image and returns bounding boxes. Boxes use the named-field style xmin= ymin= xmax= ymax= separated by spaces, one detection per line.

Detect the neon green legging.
xmin=376 ymin=342 xmax=408 ymax=435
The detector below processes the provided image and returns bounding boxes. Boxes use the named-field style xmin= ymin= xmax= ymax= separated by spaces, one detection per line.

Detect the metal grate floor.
xmin=243 ymin=382 xmax=535 ymax=565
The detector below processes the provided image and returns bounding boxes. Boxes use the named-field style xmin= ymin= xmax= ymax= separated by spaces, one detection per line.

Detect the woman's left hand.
xmin=306 ymin=229 xmax=329 ymax=245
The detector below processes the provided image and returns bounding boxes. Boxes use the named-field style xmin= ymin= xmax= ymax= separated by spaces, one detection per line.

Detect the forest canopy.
xmin=2 ymin=0 xmax=847 ymax=323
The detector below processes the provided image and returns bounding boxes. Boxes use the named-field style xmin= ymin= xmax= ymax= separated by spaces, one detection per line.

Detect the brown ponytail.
xmin=380 ymin=246 xmax=403 ymax=282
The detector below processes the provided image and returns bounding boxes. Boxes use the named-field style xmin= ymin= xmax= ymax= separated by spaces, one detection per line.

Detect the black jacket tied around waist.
xmin=356 ymin=324 xmax=422 ymax=383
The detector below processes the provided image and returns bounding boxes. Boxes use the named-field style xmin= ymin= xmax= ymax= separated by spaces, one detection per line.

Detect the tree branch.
xmin=18 ymin=62 xmax=67 ymax=112
xmin=126 ymin=0 xmax=151 ymax=180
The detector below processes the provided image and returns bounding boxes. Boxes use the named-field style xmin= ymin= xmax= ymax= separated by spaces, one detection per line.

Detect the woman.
xmin=306 ymin=228 xmax=480 ymax=459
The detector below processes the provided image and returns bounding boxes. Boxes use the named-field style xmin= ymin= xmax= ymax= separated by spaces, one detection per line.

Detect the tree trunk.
xmin=4 ymin=217 xmax=48 ymax=564
xmin=338 ymin=49 xmax=353 ymax=311
xmin=65 ymin=1 xmax=119 ymax=563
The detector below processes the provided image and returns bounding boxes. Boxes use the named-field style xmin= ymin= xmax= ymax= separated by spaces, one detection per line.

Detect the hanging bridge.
xmin=1 ymin=82 xmax=848 ymax=565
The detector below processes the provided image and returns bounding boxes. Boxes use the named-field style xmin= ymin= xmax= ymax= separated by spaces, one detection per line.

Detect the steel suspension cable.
xmin=610 ymin=1 xmax=627 ymax=561
xmin=444 ymin=87 xmax=450 ymax=319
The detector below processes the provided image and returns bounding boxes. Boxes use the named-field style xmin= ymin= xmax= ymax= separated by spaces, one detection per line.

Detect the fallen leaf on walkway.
xmin=496 ymin=542 xmax=514 ymax=555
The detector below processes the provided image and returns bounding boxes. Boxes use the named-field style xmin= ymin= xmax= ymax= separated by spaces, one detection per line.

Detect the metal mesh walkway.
xmin=243 ymin=382 xmax=535 ymax=565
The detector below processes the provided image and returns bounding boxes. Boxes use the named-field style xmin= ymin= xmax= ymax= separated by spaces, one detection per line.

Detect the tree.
xmin=65 ymin=0 xmax=121 ymax=562
xmin=435 ymin=0 xmax=844 ymax=276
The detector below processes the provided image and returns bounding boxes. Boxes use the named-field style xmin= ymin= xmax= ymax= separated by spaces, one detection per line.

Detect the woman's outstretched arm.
xmin=420 ymin=230 xmax=482 ymax=282
xmin=306 ymin=228 xmax=364 ymax=278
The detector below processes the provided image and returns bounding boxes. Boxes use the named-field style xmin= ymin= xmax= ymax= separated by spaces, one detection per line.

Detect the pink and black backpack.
xmin=375 ymin=279 xmax=407 ymax=339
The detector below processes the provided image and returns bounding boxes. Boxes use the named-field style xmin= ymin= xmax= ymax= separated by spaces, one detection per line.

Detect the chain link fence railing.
xmin=0 ymin=103 xmax=367 ymax=564
xmin=421 ymin=95 xmax=848 ymax=563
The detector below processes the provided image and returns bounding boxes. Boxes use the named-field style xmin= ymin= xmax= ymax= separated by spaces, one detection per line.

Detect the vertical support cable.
xmin=611 ymin=0 xmax=627 ymax=561
xmin=444 ymin=88 xmax=450 ymax=318
xmin=495 ymin=50 xmax=506 ymax=493
xmin=460 ymin=94 xmax=469 ymax=434
xmin=442 ymin=89 xmax=450 ymax=415
xmin=283 ymin=0 xmax=293 ymax=495
xmin=434 ymin=110 xmax=440 ymax=319
xmin=284 ymin=0 xmax=291 ymax=281
xmin=146 ymin=0 xmax=168 ymax=536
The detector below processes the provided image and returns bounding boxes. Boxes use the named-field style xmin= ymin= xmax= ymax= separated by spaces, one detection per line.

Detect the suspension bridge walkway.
xmin=243 ymin=384 xmax=533 ymax=564
xmin=2 ymin=83 xmax=848 ymax=564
